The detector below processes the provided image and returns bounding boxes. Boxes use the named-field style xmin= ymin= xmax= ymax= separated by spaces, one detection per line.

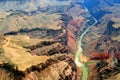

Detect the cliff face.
xmin=81 ymin=0 xmax=120 ymax=55
xmin=0 ymin=55 xmax=77 ymax=80
xmin=22 ymin=55 xmax=77 ymax=80
xmin=80 ymin=1 xmax=120 ymax=79
xmin=0 ymin=35 xmax=77 ymax=80
xmin=83 ymin=17 xmax=120 ymax=58
xmin=0 ymin=1 xmax=84 ymax=79
xmin=0 ymin=0 xmax=89 ymax=53
xmin=0 ymin=0 xmax=120 ymax=80
xmin=61 ymin=4 xmax=89 ymax=52
xmin=90 ymin=59 xmax=120 ymax=80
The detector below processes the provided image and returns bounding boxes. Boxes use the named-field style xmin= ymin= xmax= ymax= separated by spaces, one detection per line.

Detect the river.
xmin=74 ymin=1 xmax=97 ymax=80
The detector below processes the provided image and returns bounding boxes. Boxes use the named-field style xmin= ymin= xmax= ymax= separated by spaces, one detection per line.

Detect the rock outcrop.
xmin=0 ymin=35 xmax=77 ymax=80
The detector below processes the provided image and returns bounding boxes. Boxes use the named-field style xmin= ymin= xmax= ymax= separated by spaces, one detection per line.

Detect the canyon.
xmin=0 ymin=0 xmax=120 ymax=80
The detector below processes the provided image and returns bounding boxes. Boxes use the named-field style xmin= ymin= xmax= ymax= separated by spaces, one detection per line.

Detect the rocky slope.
xmin=80 ymin=1 xmax=120 ymax=79
xmin=0 ymin=35 xmax=77 ymax=80
xmin=0 ymin=0 xmax=120 ymax=80
xmin=81 ymin=0 xmax=120 ymax=55
xmin=89 ymin=58 xmax=120 ymax=80
xmin=0 ymin=1 xmax=84 ymax=80
xmin=0 ymin=12 xmax=62 ymax=33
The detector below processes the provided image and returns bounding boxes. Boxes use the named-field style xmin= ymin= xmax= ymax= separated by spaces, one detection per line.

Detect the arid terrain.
xmin=0 ymin=0 xmax=120 ymax=80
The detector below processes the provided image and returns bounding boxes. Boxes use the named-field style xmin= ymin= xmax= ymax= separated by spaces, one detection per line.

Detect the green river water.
xmin=75 ymin=18 xmax=97 ymax=80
